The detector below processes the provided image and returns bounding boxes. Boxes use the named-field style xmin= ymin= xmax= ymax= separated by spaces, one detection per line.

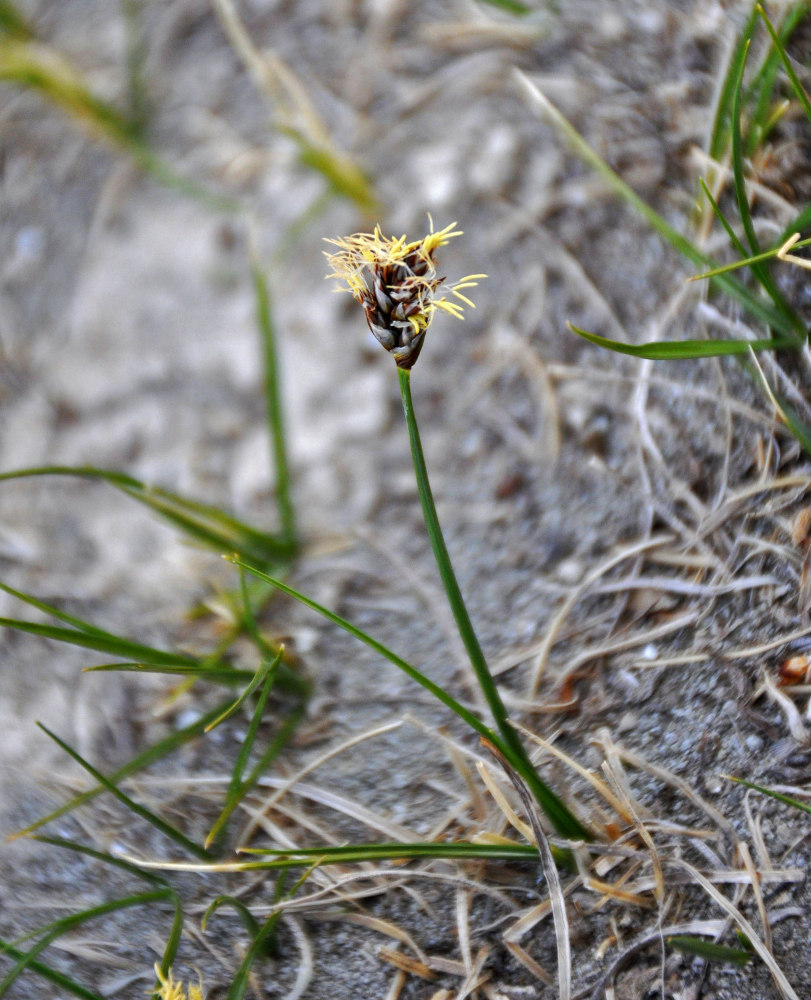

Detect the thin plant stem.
xmin=253 ymin=263 xmax=297 ymax=547
xmin=397 ymin=367 xmax=589 ymax=840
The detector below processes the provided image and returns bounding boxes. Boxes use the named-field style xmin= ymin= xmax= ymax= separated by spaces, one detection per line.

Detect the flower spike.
xmin=325 ymin=221 xmax=484 ymax=369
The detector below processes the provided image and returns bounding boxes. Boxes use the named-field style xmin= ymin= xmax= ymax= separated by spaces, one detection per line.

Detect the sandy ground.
xmin=1 ymin=1 xmax=810 ymax=998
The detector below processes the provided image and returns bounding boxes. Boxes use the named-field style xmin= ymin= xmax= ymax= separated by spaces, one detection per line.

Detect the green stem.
xmin=397 ymin=368 xmax=589 ymax=840
xmin=253 ymin=263 xmax=297 ymax=547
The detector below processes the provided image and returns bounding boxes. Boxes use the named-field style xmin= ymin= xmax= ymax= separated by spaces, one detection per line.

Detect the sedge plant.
xmin=238 ymin=221 xmax=591 ymax=844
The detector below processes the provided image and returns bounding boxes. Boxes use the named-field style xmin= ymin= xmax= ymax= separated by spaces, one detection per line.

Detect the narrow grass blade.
xmin=211 ymin=0 xmax=376 ymax=214
xmin=205 ymin=650 xmax=302 ymax=848
xmin=229 ymin=557 xmax=493 ymax=740
xmin=729 ymin=34 xmax=800 ymax=336
xmin=0 ymin=615 xmax=199 ymax=667
xmin=730 ymin=40 xmax=763 ymax=263
xmin=742 ymin=4 xmax=804 ymax=154
xmin=568 ymin=323 xmax=794 ymax=359
xmin=231 ymin=703 xmax=303 ymax=811
xmin=239 ymin=841 xmax=540 ymax=865
xmin=668 ymin=936 xmax=752 ymax=965
xmin=206 ymin=876 xmax=290 ymax=967
xmin=487 ymin=740 xmax=571 ymax=999
xmin=122 ymin=0 xmax=149 ymax=138
xmin=0 ymin=38 xmax=139 ymax=144
xmin=154 ymin=892 xmax=184 ymax=989
xmin=709 ymin=3 xmax=760 ymax=160
xmin=203 ymin=895 xmax=261 ymax=939
xmin=688 ymin=230 xmax=811 ymax=282
xmin=233 ymin=569 xmax=278 ymax=660
xmin=0 ymin=37 xmax=236 ymax=211
xmin=233 ymin=549 xmax=588 ymax=840
xmin=0 ymin=938 xmax=104 ymax=999
xmin=226 ymin=911 xmax=283 ymax=999
xmin=0 ymin=580 xmax=127 ymax=639
xmin=252 ymin=261 xmax=297 ymax=546
xmin=726 ymin=775 xmax=811 ymax=814
xmin=0 ymin=465 xmax=295 ymax=564
xmin=84 ymin=662 xmax=253 ymax=682
xmin=698 ymin=177 xmax=749 ymax=260
xmin=479 ymin=0 xmax=531 ymax=13
xmin=205 ymin=650 xmax=282 ymax=733
xmin=0 ymin=890 xmax=172 ymax=995
xmin=227 ymin=866 xmax=315 ymax=999
xmin=37 ymin=723 xmax=212 ymax=860
xmin=771 ymin=389 xmax=811 ymax=457
xmin=294 ymin=136 xmax=378 ymax=215
xmin=757 ymin=4 xmax=811 ymax=123
xmin=10 ymin=698 xmax=234 ymax=839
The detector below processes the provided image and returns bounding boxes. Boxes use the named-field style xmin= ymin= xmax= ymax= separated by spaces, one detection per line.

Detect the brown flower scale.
xmin=324 ymin=221 xmax=484 ymax=369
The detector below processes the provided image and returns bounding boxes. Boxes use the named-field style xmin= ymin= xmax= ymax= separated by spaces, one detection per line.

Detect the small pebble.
xmin=556 ymin=558 xmax=583 ymax=584
xmin=704 ymin=775 xmax=724 ymax=796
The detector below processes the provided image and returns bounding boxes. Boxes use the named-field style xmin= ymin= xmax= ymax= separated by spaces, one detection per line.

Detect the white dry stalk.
xmin=591 ymin=572 xmax=781 ymax=599
xmin=599 ymin=760 xmax=664 ymax=905
xmin=488 ymin=749 xmax=572 ymax=1000
xmin=759 ymin=669 xmax=810 ymax=744
xmin=456 ymin=889 xmax=473 ymax=976
xmin=280 ymin=915 xmax=314 ymax=1000
xmin=777 ymin=232 xmax=811 ymax=271
xmin=607 ymin=742 xmax=736 ymax=840
xmin=453 ymin=946 xmax=490 ymax=1000
xmin=532 ymin=609 xmax=700 ymax=693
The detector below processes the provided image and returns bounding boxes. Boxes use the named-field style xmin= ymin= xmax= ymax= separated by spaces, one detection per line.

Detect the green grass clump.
xmin=521 ymin=2 xmax=811 ymax=448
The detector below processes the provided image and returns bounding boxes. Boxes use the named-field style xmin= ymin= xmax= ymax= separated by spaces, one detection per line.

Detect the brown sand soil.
xmin=1 ymin=1 xmax=809 ymax=997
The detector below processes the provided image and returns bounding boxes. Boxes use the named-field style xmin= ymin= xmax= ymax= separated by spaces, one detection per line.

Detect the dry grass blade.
xmin=573 ymin=920 xmax=737 ymax=1000
xmin=757 ymin=670 xmax=810 ymax=744
xmin=669 ymin=859 xmax=800 ymax=1000
xmin=597 ymin=738 xmax=735 ymax=840
xmin=737 ymin=840 xmax=771 ymax=952
xmin=279 ymin=915 xmax=312 ymax=1000
xmin=484 ymin=741 xmax=572 ymax=1000
xmin=379 ymin=947 xmax=437 ymax=982
xmin=600 ymin=759 xmax=663 ymax=905
xmin=504 ymin=941 xmax=554 ymax=986
xmin=519 ymin=726 xmax=632 ymax=827
xmin=526 ymin=534 xmax=675 ymax=694
xmin=211 ymin=0 xmax=375 ymax=212
xmin=238 ymin=720 xmax=404 ymax=843
xmin=475 ymin=761 xmax=535 ymax=843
